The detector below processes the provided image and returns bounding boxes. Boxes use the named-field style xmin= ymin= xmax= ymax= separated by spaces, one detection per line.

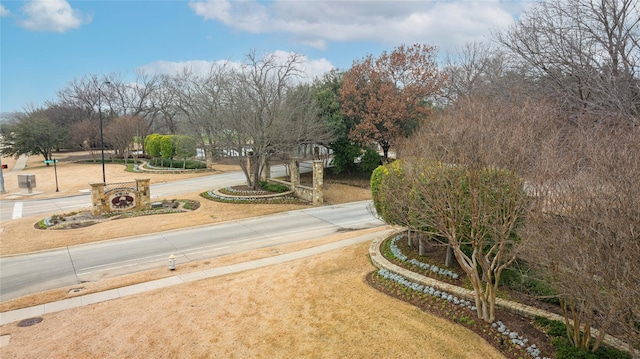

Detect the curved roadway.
xmin=0 ymin=165 xmax=384 ymax=301
xmin=0 ymin=165 xmax=292 ymax=222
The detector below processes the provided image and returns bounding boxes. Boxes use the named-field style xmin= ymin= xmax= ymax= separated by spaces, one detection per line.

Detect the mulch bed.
xmin=220 ymin=185 xmax=280 ymax=196
xmin=368 ymin=237 xmax=557 ymax=359
xmin=394 ymin=239 xmax=564 ymax=317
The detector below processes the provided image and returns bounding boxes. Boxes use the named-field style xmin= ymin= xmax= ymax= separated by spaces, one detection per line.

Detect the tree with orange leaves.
xmin=340 ymin=43 xmax=444 ymax=160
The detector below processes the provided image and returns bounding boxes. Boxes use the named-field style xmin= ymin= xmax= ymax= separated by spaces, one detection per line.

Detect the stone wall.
xmin=265 ymin=159 xmax=324 ymax=205
xmin=90 ymin=178 xmax=151 ymax=216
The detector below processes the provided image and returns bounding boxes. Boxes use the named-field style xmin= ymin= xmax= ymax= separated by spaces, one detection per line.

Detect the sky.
xmin=0 ymin=0 xmax=529 ymax=114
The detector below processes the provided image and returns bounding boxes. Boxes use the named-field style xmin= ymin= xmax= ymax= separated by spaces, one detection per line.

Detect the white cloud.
xmin=19 ymin=0 xmax=91 ymax=32
xmin=188 ymin=0 xmax=520 ymax=52
xmin=138 ymin=60 xmax=230 ymax=76
xmin=138 ymin=51 xmax=334 ymax=81
xmin=0 ymin=5 xmax=10 ymax=17
xmin=189 ymin=0 xmax=269 ymax=34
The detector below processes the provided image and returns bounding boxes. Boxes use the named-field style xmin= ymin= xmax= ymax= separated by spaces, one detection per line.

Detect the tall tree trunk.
xmin=418 ymin=235 xmax=427 ymax=256
xmin=381 ymin=141 xmax=390 ymax=161
xmin=445 ymin=246 xmax=453 ymax=267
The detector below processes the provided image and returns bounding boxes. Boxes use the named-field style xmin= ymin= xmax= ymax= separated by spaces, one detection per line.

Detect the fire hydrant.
xmin=168 ymin=254 xmax=176 ymax=271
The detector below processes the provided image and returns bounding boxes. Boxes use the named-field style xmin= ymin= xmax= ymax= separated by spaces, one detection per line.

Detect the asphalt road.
xmin=0 ymin=164 xmax=294 ymax=222
xmin=0 ymin=201 xmax=383 ymax=301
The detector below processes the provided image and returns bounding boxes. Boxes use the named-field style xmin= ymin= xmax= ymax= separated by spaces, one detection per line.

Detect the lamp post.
xmin=0 ymin=156 xmax=6 ymax=194
xmin=98 ymin=81 xmax=111 ymax=183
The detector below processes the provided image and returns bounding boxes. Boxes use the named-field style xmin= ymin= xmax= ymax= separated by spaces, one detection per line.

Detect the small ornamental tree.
xmin=103 ymin=115 xmax=148 ymax=163
xmin=160 ymin=135 xmax=175 ymax=166
xmin=144 ymin=133 xmax=162 ymax=161
xmin=174 ymin=135 xmax=197 ymax=169
xmin=376 ymin=160 xmax=529 ymax=323
xmin=523 ymin=123 xmax=640 ymax=353
xmin=70 ymin=119 xmax=100 ymax=162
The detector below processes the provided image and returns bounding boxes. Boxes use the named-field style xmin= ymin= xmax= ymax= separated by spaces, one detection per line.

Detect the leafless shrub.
xmin=522 ymin=122 xmax=640 ymax=353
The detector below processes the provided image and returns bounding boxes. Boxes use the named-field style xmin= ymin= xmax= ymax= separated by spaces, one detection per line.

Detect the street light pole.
xmin=0 ymin=156 xmax=6 ymax=194
xmin=98 ymin=81 xmax=111 ymax=184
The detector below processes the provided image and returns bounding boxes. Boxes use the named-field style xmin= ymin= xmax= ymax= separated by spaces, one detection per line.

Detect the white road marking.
xmin=11 ymin=202 xmax=23 ymax=220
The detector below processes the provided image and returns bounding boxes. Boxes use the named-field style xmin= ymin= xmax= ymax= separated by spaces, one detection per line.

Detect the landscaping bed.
xmin=202 ymin=184 xmax=306 ymax=204
xmin=367 ymin=271 xmax=553 ymax=359
xmin=35 ymin=199 xmax=200 ymax=230
xmin=370 ymin=234 xmax=634 ymax=359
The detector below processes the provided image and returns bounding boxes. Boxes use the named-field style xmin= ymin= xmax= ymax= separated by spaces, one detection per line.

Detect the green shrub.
xmin=500 ymin=266 xmax=559 ymax=305
xmin=370 ymin=165 xmax=387 ymax=213
xmin=36 ymin=219 xmax=49 ymax=229
xmin=259 ymin=181 xmax=289 ymax=193
xmin=150 ymin=158 xmax=206 ymax=169
xmin=144 ymin=133 xmax=162 ymax=158
xmin=330 ymin=139 xmax=361 ymax=175
xmin=358 ymin=146 xmax=382 ymax=173
xmin=535 ymin=317 xmax=631 ymax=359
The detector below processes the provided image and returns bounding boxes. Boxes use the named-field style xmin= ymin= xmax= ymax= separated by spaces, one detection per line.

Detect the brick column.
xmin=90 ymin=182 xmax=106 ymax=215
xmin=312 ymin=160 xmax=323 ymax=205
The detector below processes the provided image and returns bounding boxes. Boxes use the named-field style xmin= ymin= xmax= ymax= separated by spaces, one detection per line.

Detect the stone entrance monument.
xmin=89 ymin=178 xmax=151 ymax=216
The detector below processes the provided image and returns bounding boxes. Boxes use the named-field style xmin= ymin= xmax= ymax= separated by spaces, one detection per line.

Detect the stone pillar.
xmin=290 ymin=158 xmax=300 ymax=190
xmin=136 ymin=178 xmax=151 ymax=210
xmin=245 ymin=155 xmax=251 ymax=172
xmin=247 ymin=151 xmax=260 ymax=186
xmin=205 ymin=147 xmax=214 ymax=169
xmin=261 ymin=155 xmax=271 ymax=181
xmin=312 ymin=160 xmax=324 ymax=205
xmin=90 ymin=182 xmax=107 ymax=216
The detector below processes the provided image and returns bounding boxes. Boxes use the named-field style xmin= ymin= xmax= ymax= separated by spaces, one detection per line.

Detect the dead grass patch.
xmin=0 ymin=241 xmax=505 ymax=359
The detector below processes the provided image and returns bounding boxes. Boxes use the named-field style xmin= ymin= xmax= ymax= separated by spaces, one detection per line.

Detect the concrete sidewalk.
xmin=0 ymin=228 xmax=394 ymax=327
xmin=8 ymin=155 xmax=28 ymax=173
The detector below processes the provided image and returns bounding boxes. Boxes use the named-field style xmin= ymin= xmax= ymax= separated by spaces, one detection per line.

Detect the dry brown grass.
xmin=0 ymin=153 xmax=226 ymax=200
xmin=0 ymin=228 xmax=385 ymax=313
xmin=1 ymin=241 xmax=504 ymax=359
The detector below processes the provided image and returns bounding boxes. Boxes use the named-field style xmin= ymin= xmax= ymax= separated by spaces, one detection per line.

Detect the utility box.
xmin=18 ymin=174 xmax=36 ymax=194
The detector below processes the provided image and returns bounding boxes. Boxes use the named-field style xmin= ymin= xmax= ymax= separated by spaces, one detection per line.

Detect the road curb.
xmin=1 ymin=227 xmax=394 ymax=326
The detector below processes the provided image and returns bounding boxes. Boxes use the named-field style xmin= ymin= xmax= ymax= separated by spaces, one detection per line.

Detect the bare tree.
xmin=146 ymin=73 xmax=185 ymax=135
xmin=109 ymin=71 xmax=159 ymax=118
xmin=179 ymin=64 xmax=233 ymax=164
xmin=523 ymin=122 xmax=640 ymax=353
xmin=57 ymin=73 xmax=118 ymax=118
xmin=223 ymin=51 xmax=333 ymax=189
xmin=375 ymin=95 xmax=557 ymax=323
xmin=103 ymin=115 xmax=149 ymax=163
xmin=496 ymin=0 xmax=640 ymax=123
xmin=69 ymin=119 xmax=99 ymax=162
xmin=440 ymin=41 xmax=541 ymax=107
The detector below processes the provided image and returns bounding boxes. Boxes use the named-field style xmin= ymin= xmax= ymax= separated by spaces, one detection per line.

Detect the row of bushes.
xmin=147 ymin=158 xmax=207 ymax=170
xmin=382 ymin=235 xmax=631 ymax=359
xmin=534 ymin=317 xmax=630 ymax=359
